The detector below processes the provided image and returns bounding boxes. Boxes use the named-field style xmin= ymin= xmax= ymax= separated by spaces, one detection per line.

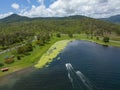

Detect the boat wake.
xmin=65 ymin=63 xmax=95 ymax=90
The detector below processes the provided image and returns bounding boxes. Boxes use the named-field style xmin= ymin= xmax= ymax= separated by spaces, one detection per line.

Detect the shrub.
xmin=56 ymin=33 xmax=61 ymax=38
xmin=0 ymin=63 xmax=4 ymax=67
xmin=17 ymin=55 xmax=21 ymax=60
xmin=17 ymin=46 xmax=26 ymax=54
xmin=96 ymin=37 xmax=99 ymax=40
xmin=68 ymin=33 xmax=73 ymax=38
xmin=17 ymin=43 xmax=33 ymax=54
xmin=4 ymin=58 xmax=14 ymax=64
xmin=103 ymin=37 xmax=109 ymax=43
xmin=25 ymin=43 xmax=33 ymax=52
xmin=91 ymin=36 xmax=93 ymax=39
xmin=36 ymin=39 xmax=41 ymax=45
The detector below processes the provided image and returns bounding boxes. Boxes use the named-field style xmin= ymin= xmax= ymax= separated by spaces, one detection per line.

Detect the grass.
xmin=35 ymin=40 xmax=72 ymax=69
xmin=0 ymin=34 xmax=120 ymax=77
xmin=74 ymin=34 xmax=120 ymax=47
xmin=0 ymin=36 xmax=71 ymax=76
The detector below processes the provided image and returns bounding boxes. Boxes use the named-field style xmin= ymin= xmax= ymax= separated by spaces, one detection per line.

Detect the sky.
xmin=0 ymin=0 xmax=120 ymax=19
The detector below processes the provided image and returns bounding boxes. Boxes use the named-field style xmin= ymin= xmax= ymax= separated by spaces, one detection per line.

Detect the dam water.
xmin=66 ymin=63 xmax=95 ymax=90
xmin=0 ymin=40 xmax=120 ymax=90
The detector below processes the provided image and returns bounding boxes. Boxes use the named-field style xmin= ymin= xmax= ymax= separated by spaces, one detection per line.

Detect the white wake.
xmin=65 ymin=63 xmax=94 ymax=90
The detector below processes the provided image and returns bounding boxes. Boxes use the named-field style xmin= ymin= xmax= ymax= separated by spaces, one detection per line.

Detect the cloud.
xmin=11 ymin=3 xmax=20 ymax=10
xmin=0 ymin=12 xmax=13 ymax=19
xmin=20 ymin=5 xmax=52 ymax=17
xmin=19 ymin=0 xmax=120 ymax=18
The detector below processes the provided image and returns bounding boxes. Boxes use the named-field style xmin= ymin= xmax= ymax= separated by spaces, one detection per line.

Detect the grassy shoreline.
xmin=0 ymin=35 xmax=120 ymax=77
xmin=0 ymin=36 xmax=71 ymax=77
xmin=35 ymin=40 xmax=72 ymax=69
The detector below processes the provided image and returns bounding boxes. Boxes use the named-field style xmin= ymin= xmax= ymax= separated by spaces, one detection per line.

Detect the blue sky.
xmin=0 ymin=0 xmax=54 ymax=13
xmin=0 ymin=0 xmax=120 ymax=19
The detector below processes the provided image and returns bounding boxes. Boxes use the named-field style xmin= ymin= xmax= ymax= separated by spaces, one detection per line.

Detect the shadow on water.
xmin=66 ymin=63 xmax=96 ymax=90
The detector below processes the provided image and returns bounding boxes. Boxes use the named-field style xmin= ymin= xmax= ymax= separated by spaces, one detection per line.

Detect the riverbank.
xmin=0 ymin=36 xmax=72 ymax=77
xmin=73 ymin=34 xmax=120 ymax=47
xmin=0 ymin=34 xmax=120 ymax=77
xmin=35 ymin=40 xmax=72 ymax=68
xmin=0 ymin=66 xmax=34 ymax=89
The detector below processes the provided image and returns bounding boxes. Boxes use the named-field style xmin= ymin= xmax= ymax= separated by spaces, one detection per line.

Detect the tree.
xmin=17 ymin=43 xmax=33 ymax=54
xmin=17 ymin=46 xmax=26 ymax=54
xmin=25 ymin=43 xmax=33 ymax=52
xmin=4 ymin=57 xmax=14 ymax=64
xmin=56 ymin=33 xmax=61 ymax=38
xmin=68 ymin=33 xmax=73 ymax=38
xmin=17 ymin=55 xmax=21 ymax=60
xmin=103 ymin=37 xmax=109 ymax=43
xmin=96 ymin=37 xmax=99 ymax=40
xmin=0 ymin=63 xmax=4 ymax=67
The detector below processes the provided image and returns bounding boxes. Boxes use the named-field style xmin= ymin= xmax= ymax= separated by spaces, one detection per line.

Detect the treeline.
xmin=0 ymin=17 xmax=120 ymax=49
xmin=0 ymin=30 xmax=34 ymax=49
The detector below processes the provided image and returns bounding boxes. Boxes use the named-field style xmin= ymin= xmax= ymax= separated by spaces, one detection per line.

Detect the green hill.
xmin=0 ymin=14 xmax=31 ymax=23
xmin=0 ymin=14 xmax=120 ymax=34
xmin=0 ymin=14 xmax=120 ymax=48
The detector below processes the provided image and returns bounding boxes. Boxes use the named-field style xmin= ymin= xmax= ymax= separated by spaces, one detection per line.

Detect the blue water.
xmin=0 ymin=40 xmax=120 ymax=90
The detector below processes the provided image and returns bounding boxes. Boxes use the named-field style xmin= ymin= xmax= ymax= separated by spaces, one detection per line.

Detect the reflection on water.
xmin=0 ymin=40 xmax=120 ymax=90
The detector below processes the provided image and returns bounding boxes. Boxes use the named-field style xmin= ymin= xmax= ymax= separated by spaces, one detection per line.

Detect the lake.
xmin=0 ymin=40 xmax=120 ymax=90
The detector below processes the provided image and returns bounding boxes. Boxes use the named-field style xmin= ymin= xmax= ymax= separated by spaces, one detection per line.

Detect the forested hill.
xmin=1 ymin=14 xmax=120 ymax=24
xmin=0 ymin=14 xmax=120 ymax=37
xmin=0 ymin=14 xmax=120 ymax=34
xmin=0 ymin=14 xmax=88 ymax=23
xmin=0 ymin=14 xmax=31 ymax=23
xmin=0 ymin=14 xmax=120 ymax=48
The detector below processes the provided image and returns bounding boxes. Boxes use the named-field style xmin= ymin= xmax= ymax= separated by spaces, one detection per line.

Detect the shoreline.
xmin=79 ymin=39 xmax=120 ymax=48
xmin=0 ymin=66 xmax=34 ymax=78
xmin=0 ymin=38 xmax=119 ymax=78
xmin=0 ymin=39 xmax=72 ymax=77
xmin=0 ymin=66 xmax=34 ymax=87
xmin=35 ymin=40 xmax=72 ymax=69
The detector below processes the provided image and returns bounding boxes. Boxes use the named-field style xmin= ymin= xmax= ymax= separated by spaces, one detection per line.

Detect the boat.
xmin=1 ymin=68 xmax=9 ymax=72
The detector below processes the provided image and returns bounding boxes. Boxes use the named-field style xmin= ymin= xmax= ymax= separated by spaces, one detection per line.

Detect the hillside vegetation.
xmin=0 ymin=14 xmax=120 ymax=49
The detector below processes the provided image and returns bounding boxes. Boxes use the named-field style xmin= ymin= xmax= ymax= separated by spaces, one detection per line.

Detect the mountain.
xmin=0 ymin=14 xmax=31 ymax=23
xmin=1 ymin=14 xmax=120 ymax=24
xmin=0 ymin=14 xmax=89 ymax=23
xmin=0 ymin=14 xmax=120 ymax=36
xmin=100 ymin=15 xmax=120 ymax=24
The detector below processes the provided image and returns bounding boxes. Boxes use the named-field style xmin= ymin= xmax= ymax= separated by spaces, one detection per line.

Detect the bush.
xmin=24 ymin=52 xmax=31 ymax=56
xmin=25 ymin=43 xmax=33 ymax=52
xmin=96 ymin=37 xmax=99 ymax=40
xmin=17 ymin=46 xmax=26 ymax=54
xmin=17 ymin=43 xmax=33 ymax=54
xmin=0 ymin=63 xmax=4 ymax=67
xmin=56 ymin=33 xmax=61 ymax=38
xmin=103 ymin=37 xmax=109 ymax=43
xmin=17 ymin=55 xmax=21 ymax=60
xmin=4 ymin=58 xmax=14 ymax=64
xmin=68 ymin=33 xmax=73 ymax=38
xmin=91 ymin=36 xmax=93 ymax=39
